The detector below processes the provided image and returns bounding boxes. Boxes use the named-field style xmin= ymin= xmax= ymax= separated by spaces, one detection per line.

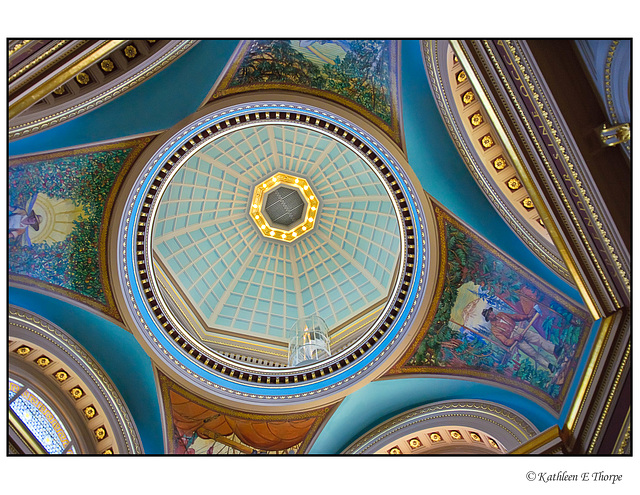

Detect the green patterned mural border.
xmin=9 ymin=136 xmax=154 ymax=323
xmin=388 ymin=203 xmax=593 ymax=414
xmin=207 ymin=40 xmax=404 ymax=151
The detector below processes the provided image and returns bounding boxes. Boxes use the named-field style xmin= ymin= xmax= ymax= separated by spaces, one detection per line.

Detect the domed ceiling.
xmin=10 ymin=40 xmax=628 ymax=457
xmin=117 ymin=100 xmax=431 ymax=408
xmin=151 ymin=123 xmax=401 ymax=364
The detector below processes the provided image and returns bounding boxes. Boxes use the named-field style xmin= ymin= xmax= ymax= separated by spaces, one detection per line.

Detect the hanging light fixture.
xmin=287 ymin=315 xmax=331 ymax=367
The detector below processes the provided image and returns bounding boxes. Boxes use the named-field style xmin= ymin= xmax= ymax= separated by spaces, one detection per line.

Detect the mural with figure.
xmin=209 ymin=40 xmax=402 ymax=148
xmin=393 ymin=206 xmax=592 ymax=413
xmin=8 ymin=137 xmax=152 ymax=319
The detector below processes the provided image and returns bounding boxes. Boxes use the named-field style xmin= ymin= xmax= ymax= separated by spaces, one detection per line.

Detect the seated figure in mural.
xmin=9 ymin=206 xmax=41 ymax=241
xmin=482 ymin=306 xmax=563 ymax=372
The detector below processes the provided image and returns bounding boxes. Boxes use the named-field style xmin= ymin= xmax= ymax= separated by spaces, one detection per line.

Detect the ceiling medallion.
xmin=118 ymin=101 xmax=430 ymax=407
xmin=250 ymin=172 xmax=319 ymax=242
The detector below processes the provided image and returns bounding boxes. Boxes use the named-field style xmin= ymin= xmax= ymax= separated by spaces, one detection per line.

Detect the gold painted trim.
xmin=9 ymin=40 xmax=125 ymax=120
xmin=506 ymin=40 xmax=628 ymax=303
xmin=251 ymin=172 xmax=319 ymax=241
xmin=500 ymin=40 xmax=628 ymax=308
xmin=9 ymin=409 xmax=49 ymax=454
xmin=9 ymin=306 xmax=143 ymax=454
xmin=10 ymin=41 xmax=198 ymax=141
xmin=451 ymin=40 xmax=601 ymax=320
xmin=587 ymin=339 xmax=630 ymax=454
xmin=8 ymin=40 xmax=71 ymax=85
xmin=614 ymin=408 xmax=631 ymax=454
xmin=344 ymin=400 xmax=538 ymax=454
xmin=563 ymin=313 xmax=616 ymax=435
xmin=509 ymin=425 xmax=561 ymax=454
xmin=421 ymin=41 xmax=569 ymax=284
xmin=9 ymin=40 xmax=32 ymax=57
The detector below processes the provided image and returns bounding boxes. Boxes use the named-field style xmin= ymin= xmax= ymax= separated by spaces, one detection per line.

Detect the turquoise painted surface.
xmin=7 ymin=40 xmax=594 ymax=454
xmin=153 ymin=124 xmax=400 ymax=338
xmin=9 ymin=288 xmax=164 ymax=454
xmin=9 ymin=40 xmax=239 ymax=156
xmin=309 ymin=377 xmax=556 ymax=454
xmin=400 ymin=40 xmax=582 ymax=303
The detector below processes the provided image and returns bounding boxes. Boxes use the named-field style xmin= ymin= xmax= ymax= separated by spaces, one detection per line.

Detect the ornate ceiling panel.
xmin=114 ymin=99 xmax=435 ymax=411
xmin=9 ymin=136 xmax=154 ymax=322
xmin=9 ymin=40 xmax=198 ymax=140
xmin=9 ymin=305 xmax=143 ymax=454
xmin=205 ymin=40 xmax=405 ymax=151
xmin=152 ymin=124 xmax=400 ymax=346
xmin=421 ymin=40 xmax=570 ymax=286
xmin=343 ymin=400 xmax=538 ymax=454
xmin=388 ymin=203 xmax=593 ymax=414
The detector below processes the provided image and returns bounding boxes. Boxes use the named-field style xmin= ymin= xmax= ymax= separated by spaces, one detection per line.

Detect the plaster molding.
xmin=109 ymin=93 xmax=437 ymax=413
xmin=343 ymin=399 xmax=538 ymax=454
xmin=420 ymin=40 xmax=570 ymax=286
xmin=9 ymin=305 xmax=143 ymax=454
xmin=9 ymin=40 xmax=198 ymax=141
xmin=467 ymin=39 xmax=630 ymax=317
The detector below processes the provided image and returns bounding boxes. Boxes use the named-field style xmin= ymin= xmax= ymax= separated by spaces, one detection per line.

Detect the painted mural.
xmin=158 ymin=371 xmax=330 ymax=454
xmin=8 ymin=137 xmax=152 ymax=319
xmin=209 ymin=40 xmax=403 ymax=148
xmin=393 ymin=206 xmax=592 ymax=413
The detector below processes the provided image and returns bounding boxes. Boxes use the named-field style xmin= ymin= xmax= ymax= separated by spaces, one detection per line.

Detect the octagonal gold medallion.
xmin=250 ymin=172 xmax=319 ymax=242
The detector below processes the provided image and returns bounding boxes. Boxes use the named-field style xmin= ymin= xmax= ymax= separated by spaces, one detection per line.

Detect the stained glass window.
xmin=9 ymin=378 xmax=75 ymax=454
xmin=9 ymin=377 xmax=22 ymax=401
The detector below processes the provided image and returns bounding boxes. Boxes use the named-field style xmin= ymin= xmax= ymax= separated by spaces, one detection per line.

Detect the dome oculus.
xmin=250 ymin=172 xmax=319 ymax=241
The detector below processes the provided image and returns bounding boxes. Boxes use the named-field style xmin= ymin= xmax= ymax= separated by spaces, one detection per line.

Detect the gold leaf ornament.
xmin=124 ymin=45 xmax=137 ymax=58
xmin=76 ymin=72 xmax=90 ymax=85
xmin=100 ymin=59 xmax=115 ymax=72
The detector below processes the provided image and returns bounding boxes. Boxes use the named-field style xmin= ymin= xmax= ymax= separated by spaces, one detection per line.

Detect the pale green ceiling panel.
xmin=152 ymin=123 xmax=401 ymax=341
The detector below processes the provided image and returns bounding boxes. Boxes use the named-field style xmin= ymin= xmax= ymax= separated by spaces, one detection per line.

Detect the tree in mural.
xmin=231 ymin=40 xmax=327 ymax=88
xmin=8 ymin=149 xmax=132 ymax=303
xmin=229 ymin=40 xmax=393 ymax=126
xmin=322 ymin=40 xmax=392 ymax=124
xmin=409 ymin=220 xmax=589 ymax=400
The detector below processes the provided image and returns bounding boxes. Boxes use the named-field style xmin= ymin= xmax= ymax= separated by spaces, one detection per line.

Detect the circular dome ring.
xmin=117 ymin=101 xmax=430 ymax=406
xmin=250 ymin=172 xmax=319 ymax=241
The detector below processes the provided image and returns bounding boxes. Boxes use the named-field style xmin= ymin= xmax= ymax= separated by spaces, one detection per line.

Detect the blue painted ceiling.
xmin=8 ymin=40 xmax=588 ymax=453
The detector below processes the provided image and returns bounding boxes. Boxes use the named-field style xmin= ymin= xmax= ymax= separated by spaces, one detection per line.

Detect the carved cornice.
xmin=9 ymin=40 xmax=198 ymax=140
xmin=463 ymin=39 xmax=629 ymax=318
xmin=110 ymin=96 xmax=435 ymax=412
xmin=420 ymin=40 xmax=570 ymax=286
xmin=9 ymin=305 xmax=143 ymax=454
xmin=613 ymin=409 xmax=631 ymax=455
xmin=562 ymin=309 xmax=630 ymax=453
xmin=343 ymin=400 xmax=538 ymax=454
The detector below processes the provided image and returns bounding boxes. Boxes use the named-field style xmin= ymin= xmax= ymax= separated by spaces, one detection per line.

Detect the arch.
xmin=109 ymin=91 xmax=439 ymax=413
xmin=8 ymin=305 xmax=143 ymax=454
xmin=343 ymin=399 xmax=539 ymax=454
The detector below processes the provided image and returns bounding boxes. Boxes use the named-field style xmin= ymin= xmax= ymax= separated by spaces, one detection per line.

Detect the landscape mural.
xmin=210 ymin=40 xmax=402 ymax=147
xmin=8 ymin=137 xmax=152 ymax=319
xmin=395 ymin=206 xmax=593 ymax=412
